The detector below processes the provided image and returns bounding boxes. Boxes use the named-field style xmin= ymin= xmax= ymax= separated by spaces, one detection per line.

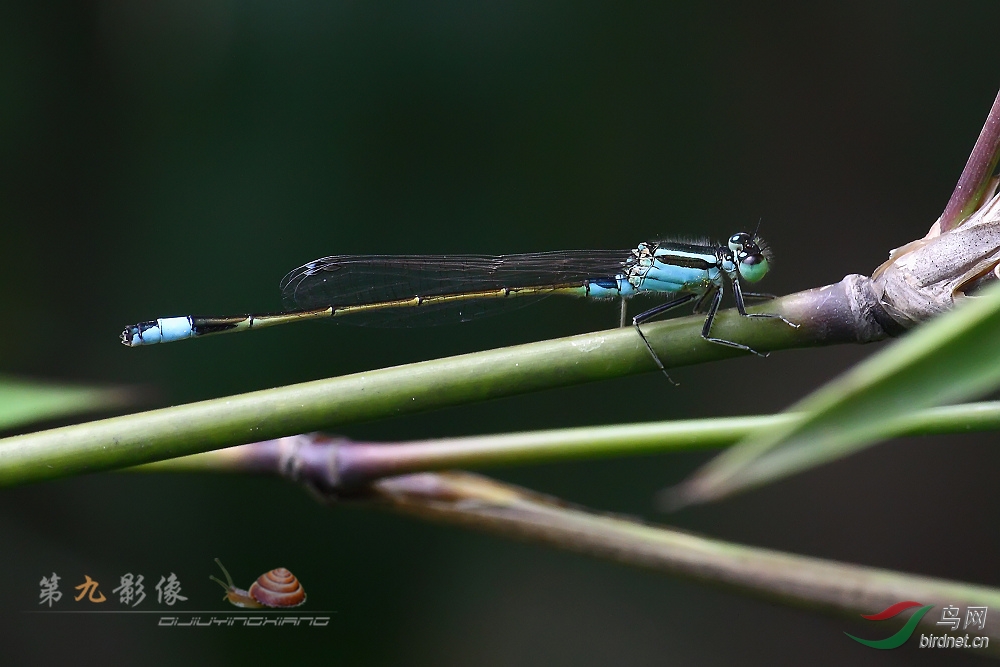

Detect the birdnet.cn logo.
xmin=845 ymin=601 xmax=989 ymax=650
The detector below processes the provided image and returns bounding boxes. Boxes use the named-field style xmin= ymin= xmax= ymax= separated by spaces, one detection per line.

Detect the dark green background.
xmin=2 ymin=2 xmax=997 ymax=664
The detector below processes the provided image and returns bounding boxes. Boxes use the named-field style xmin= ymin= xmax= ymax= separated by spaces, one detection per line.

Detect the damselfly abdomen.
xmin=121 ymin=232 xmax=797 ymax=373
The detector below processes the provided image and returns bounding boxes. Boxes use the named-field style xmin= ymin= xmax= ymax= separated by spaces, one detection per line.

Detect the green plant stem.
xmin=133 ymin=402 xmax=1000 ymax=491
xmin=0 ymin=281 xmax=878 ymax=488
xmin=371 ymin=471 xmax=1000 ymax=655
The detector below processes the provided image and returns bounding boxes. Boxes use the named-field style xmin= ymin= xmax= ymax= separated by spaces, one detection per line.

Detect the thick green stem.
xmin=0 ymin=303 xmax=807 ymax=484
xmin=0 ymin=279 xmax=881 ymax=488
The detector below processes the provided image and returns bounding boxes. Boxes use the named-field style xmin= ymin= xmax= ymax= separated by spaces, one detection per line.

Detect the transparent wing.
xmin=278 ymin=250 xmax=633 ymax=327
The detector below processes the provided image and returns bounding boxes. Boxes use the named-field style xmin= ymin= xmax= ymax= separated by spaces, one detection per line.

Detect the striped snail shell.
xmin=211 ymin=558 xmax=307 ymax=609
xmin=248 ymin=568 xmax=306 ymax=608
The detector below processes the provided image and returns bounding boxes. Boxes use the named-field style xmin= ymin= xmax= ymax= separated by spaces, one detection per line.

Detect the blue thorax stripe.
xmin=652 ymin=242 xmax=718 ymax=270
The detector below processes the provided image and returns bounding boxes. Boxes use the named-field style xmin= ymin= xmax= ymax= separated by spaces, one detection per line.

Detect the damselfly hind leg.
xmin=631 ymin=293 xmax=699 ymax=384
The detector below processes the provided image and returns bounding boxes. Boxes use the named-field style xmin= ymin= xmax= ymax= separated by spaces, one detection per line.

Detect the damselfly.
xmin=121 ymin=232 xmax=797 ymax=374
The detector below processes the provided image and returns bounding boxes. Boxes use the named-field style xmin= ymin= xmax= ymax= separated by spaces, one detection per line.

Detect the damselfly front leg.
xmin=699 ymin=276 xmax=798 ymax=357
xmin=730 ymin=275 xmax=798 ymax=329
xmin=699 ymin=279 xmax=765 ymax=356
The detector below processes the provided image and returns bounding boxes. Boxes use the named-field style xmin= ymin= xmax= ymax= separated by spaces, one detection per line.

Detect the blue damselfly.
xmin=121 ymin=232 xmax=797 ymax=374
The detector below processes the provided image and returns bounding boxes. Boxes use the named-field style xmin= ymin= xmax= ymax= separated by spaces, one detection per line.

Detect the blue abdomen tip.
xmin=121 ymin=317 xmax=193 ymax=346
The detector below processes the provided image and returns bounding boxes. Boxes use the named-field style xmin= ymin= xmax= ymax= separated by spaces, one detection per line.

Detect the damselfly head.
xmin=728 ymin=232 xmax=752 ymax=254
xmin=728 ymin=231 xmax=771 ymax=283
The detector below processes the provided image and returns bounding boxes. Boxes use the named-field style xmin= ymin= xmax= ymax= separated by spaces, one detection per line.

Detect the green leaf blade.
xmin=669 ymin=279 xmax=1000 ymax=507
xmin=0 ymin=375 xmax=131 ymax=431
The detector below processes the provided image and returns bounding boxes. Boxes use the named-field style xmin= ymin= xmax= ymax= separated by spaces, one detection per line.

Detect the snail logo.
xmin=210 ymin=558 xmax=307 ymax=609
xmin=845 ymin=601 xmax=934 ymax=649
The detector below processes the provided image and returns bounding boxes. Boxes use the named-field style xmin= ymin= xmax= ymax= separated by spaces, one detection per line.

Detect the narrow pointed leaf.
xmin=0 ymin=375 xmax=130 ymax=431
xmin=668 ymin=279 xmax=1000 ymax=508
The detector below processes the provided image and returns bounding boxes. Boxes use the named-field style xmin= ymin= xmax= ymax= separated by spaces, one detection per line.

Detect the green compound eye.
xmin=738 ymin=254 xmax=769 ymax=283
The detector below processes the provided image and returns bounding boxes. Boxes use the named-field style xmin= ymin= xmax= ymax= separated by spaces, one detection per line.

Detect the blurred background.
xmin=2 ymin=1 xmax=998 ymax=664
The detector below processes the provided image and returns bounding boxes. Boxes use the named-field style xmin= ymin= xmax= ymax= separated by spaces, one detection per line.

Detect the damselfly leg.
xmin=700 ymin=277 xmax=797 ymax=356
xmin=730 ymin=279 xmax=798 ymax=329
xmin=630 ymin=293 xmax=699 ymax=383
xmin=628 ymin=274 xmax=799 ymax=378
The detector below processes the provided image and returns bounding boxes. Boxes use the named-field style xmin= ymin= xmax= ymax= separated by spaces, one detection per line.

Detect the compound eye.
xmin=728 ymin=232 xmax=750 ymax=253
xmin=738 ymin=252 xmax=769 ymax=283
